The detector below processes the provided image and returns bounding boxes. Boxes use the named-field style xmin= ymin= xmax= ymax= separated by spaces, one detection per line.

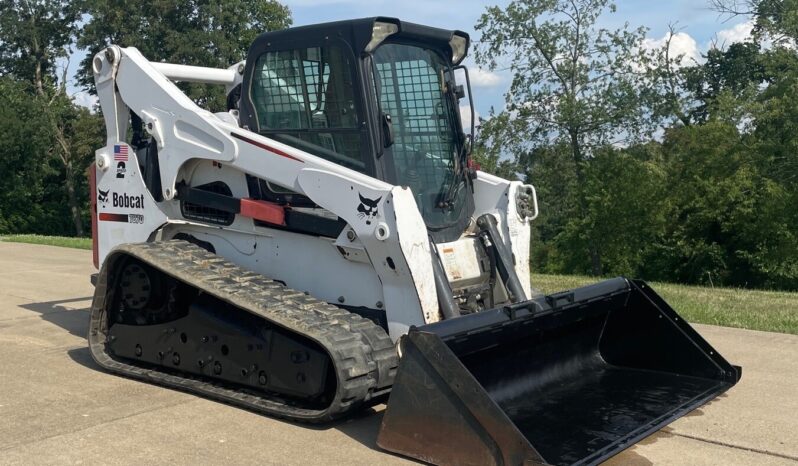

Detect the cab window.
xmin=251 ymin=45 xmax=366 ymax=173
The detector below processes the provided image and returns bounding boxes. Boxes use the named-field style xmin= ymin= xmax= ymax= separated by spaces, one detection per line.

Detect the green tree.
xmin=518 ymin=143 xmax=581 ymax=274
xmin=706 ymin=0 xmax=798 ymax=288
xmin=640 ymin=25 xmax=700 ymax=128
xmin=579 ymin=146 xmax=666 ymax=276
xmin=524 ymin=143 xmax=667 ymax=277
xmin=0 ymin=0 xmax=79 ymax=90
xmin=0 ymin=0 xmax=89 ymax=235
xmin=470 ymin=114 xmax=520 ymax=180
xmin=712 ymin=0 xmax=798 ymax=45
xmin=475 ymin=0 xmax=650 ymax=275
xmin=753 ymin=0 xmax=798 ymax=43
xmin=645 ymin=121 xmax=796 ymax=289
xmin=0 ymin=78 xmax=55 ymax=233
xmin=76 ymin=0 xmax=292 ymax=110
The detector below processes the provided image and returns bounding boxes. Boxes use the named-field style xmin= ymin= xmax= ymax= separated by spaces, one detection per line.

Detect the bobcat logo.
xmin=357 ymin=193 xmax=381 ymax=225
xmin=97 ymin=188 xmax=109 ymax=205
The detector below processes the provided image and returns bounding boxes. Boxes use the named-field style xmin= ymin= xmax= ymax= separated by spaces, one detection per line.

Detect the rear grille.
xmin=180 ymin=181 xmax=235 ymax=226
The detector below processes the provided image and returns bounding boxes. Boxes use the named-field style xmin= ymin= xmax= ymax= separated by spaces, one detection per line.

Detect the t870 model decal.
xmin=99 ymin=213 xmax=144 ymax=224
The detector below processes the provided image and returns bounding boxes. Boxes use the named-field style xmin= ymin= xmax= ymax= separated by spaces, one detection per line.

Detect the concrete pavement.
xmin=0 ymin=241 xmax=795 ymax=465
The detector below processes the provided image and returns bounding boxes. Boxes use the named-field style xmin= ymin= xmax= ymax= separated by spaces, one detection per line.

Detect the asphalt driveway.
xmin=0 ymin=242 xmax=795 ymax=465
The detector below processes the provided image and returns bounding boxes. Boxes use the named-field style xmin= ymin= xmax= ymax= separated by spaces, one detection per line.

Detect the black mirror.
xmin=382 ymin=112 xmax=394 ymax=148
xmin=454 ymin=84 xmax=465 ymax=100
xmin=454 ymin=65 xmax=474 ymax=155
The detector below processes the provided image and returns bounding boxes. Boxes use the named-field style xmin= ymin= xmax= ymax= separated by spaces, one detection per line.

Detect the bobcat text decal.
xmin=112 ymin=192 xmax=144 ymax=209
xmin=97 ymin=188 xmax=144 ymax=210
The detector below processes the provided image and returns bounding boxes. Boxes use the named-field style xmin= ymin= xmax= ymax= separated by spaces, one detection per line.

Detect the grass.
xmin=533 ymin=273 xmax=798 ymax=335
xmin=0 ymin=234 xmax=92 ymax=250
xmin=1 ymin=234 xmax=795 ymax=334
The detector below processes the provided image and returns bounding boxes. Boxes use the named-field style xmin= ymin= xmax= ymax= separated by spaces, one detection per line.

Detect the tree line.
xmin=474 ymin=0 xmax=798 ymax=291
xmin=0 ymin=0 xmax=795 ymax=290
xmin=0 ymin=0 xmax=291 ymax=236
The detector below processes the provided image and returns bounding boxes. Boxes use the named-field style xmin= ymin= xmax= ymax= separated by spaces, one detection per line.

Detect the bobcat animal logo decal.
xmin=97 ymin=188 xmax=109 ymax=206
xmin=357 ymin=193 xmax=381 ymax=225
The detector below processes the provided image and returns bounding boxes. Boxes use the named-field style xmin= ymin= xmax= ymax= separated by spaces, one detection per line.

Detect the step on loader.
xmin=87 ymin=17 xmax=740 ymax=465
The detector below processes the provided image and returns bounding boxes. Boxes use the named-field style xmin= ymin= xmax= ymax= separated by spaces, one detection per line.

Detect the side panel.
xmin=392 ymin=187 xmax=440 ymax=325
xmin=472 ymin=171 xmax=536 ymax=298
xmin=159 ymin=224 xmax=385 ymax=311
xmin=299 ymin=169 xmax=437 ymax=339
xmin=158 ymin=160 xmax=387 ymax=310
xmin=95 ymin=143 xmax=167 ymax=264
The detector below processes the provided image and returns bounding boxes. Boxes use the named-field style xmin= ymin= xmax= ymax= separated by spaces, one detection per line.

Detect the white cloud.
xmin=459 ymin=105 xmax=480 ymax=133
xmin=717 ymin=21 xmax=754 ymax=46
xmin=455 ymin=66 xmax=503 ymax=89
xmin=467 ymin=67 xmax=502 ymax=88
xmin=73 ymin=91 xmax=98 ymax=110
xmin=642 ymin=31 xmax=701 ymax=67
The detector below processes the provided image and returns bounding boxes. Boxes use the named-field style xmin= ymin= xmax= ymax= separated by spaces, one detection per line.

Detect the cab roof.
xmin=248 ymin=17 xmax=470 ymax=65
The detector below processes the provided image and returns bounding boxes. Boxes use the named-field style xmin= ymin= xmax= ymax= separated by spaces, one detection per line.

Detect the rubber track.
xmin=88 ymin=240 xmax=398 ymax=422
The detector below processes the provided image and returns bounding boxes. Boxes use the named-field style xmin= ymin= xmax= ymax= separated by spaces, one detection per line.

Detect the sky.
xmin=71 ymin=0 xmax=755 ymax=125
xmin=285 ymin=0 xmax=753 ymax=129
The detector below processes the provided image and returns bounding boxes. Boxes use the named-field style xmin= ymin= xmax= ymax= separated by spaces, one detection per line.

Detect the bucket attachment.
xmin=377 ymin=278 xmax=741 ymax=466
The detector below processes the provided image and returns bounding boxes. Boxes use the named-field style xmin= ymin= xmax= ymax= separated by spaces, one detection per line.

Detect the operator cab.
xmin=239 ymin=17 xmax=475 ymax=242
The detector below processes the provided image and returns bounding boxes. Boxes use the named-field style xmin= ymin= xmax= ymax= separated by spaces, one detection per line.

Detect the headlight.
xmin=450 ymin=35 xmax=468 ymax=64
xmin=366 ymin=22 xmax=399 ymax=53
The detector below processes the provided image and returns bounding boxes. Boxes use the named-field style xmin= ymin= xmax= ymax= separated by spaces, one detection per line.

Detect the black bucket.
xmin=377 ymin=278 xmax=741 ymax=466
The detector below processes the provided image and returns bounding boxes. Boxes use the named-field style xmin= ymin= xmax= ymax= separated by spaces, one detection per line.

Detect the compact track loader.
xmin=88 ymin=17 xmax=740 ymax=465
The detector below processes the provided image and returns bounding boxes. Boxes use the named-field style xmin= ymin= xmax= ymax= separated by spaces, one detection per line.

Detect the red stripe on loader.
xmin=231 ymin=132 xmax=304 ymax=163
xmin=99 ymin=213 xmax=129 ymax=222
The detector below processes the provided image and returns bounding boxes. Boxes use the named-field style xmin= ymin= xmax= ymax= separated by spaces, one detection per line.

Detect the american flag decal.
xmin=113 ymin=144 xmax=128 ymax=161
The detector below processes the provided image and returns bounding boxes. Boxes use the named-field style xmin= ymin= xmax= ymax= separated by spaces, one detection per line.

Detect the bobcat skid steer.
xmin=88 ymin=17 xmax=740 ymax=466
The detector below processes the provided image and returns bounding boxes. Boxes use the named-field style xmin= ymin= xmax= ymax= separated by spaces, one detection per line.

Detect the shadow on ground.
xmin=15 ymin=296 xmax=413 ymax=462
xmin=19 ymin=297 xmax=92 ymax=338
xmin=70 ymin=342 xmax=405 ymax=460
xmin=68 ymin=346 xmax=100 ymax=370
xmin=296 ymin=406 xmax=417 ymax=462
xmin=333 ymin=407 xmax=412 ymax=460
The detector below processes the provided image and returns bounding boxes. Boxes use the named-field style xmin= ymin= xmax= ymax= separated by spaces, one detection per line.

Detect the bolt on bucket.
xmin=377 ymin=278 xmax=741 ymax=466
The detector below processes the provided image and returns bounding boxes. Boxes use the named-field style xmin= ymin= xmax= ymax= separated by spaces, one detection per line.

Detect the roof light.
xmin=450 ymin=35 xmax=468 ymax=64
xmin=365 ymin=22 xmax=399 ymax=53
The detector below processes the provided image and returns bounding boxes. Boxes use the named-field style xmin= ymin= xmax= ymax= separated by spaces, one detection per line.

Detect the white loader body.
xmin=92 ymin=45 xmax=538 ymax=340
